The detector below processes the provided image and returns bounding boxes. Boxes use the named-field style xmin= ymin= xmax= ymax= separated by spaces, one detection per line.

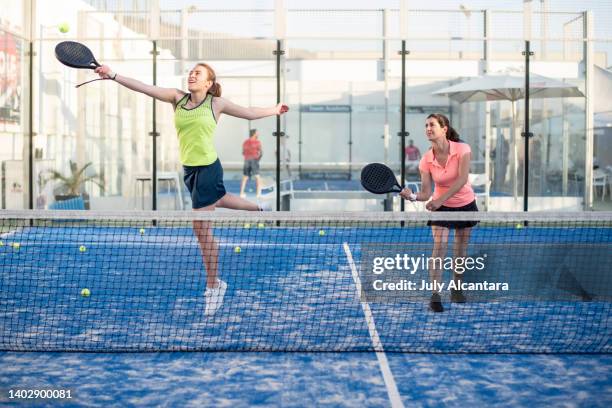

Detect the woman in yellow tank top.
xmin=94 ymin=63 xmax=288 ymax=316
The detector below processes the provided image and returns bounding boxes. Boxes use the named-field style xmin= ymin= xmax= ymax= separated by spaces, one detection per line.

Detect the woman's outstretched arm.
xmin=94 ymin=65 xmax=184 ymax=104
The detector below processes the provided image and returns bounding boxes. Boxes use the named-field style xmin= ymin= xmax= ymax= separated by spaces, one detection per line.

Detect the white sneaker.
xmin=204 ymin=279 xmax=227 ymax=316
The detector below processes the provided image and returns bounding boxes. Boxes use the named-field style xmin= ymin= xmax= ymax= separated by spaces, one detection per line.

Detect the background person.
xmin=240 ymin=129 xmax=263 ymax=198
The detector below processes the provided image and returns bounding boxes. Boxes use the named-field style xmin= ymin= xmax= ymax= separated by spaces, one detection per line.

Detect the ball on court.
xmin=0 ymin=240 xmax=4 ymax=247
xmin=58 ymin=22 xmax=70 ymax=33
xmin=12 ymin=243 xmax=20 ymax=250
xmin=243 ymin=223 xmax=251 ymax=229
xmin=257 ymin=223 xmax=265 ymax=229
xmin=80 ymin=288 xmax=90 ymax=297
xmin=234 ymin=246 xmax=241 ymax=253
xmin=515 ymin=223 xmax=523 ymax=229
xmin=139 ymin=228 xmax=146 ymax=235
xmin=318 ymin=229 xmax=326 ymax=236
xmin=79 ymin=245 xmax=87 ymax=253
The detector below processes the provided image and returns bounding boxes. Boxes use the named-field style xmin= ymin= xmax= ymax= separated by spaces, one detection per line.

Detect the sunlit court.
xmin=1 ymin=1 xmax=611 ymax=407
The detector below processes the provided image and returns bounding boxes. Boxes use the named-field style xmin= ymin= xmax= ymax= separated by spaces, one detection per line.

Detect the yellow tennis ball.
xmin=257 ymin=223 xmax=265 ymax=229
xmin=139 ymin=228 xmax=146 ymax=235
xmin=318 ymin=230 xmax=326 ymax=236
xmin=234 ymin=246 xmax=241 ymax=253
xmin=79 ymin=245 xmax=87 ymax=252
xmin=243 ymin=223 xmax=251 ymax=229
xmin=515 ymin=223 xmax=523 ymax=229
xmin=0 ymin=241 xmax=4 ymax=247
xmin=58 ymin=22 xmax=70 ymax=33
xmin=12 ymin=243 xmax=20 ymax=250
xmin=81 ymin=288 xmax=90 ymax=297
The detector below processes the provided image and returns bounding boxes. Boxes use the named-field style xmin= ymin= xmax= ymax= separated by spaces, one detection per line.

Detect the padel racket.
xmin=55 ymin=41 xmax=108 ymax=88
xmin=361 ymin=163 xmax=418 ymax=205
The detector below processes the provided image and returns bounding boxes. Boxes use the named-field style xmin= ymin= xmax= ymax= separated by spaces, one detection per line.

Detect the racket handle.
xmin=75 ymin=77 xmax=109 ymax=88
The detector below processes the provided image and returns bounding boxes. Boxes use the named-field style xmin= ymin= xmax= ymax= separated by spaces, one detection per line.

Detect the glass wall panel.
xmin=35 ymin=39 xmax=152 ymax=210
xmin=592 ymin=40 xmax=612 ymax=210
xmin=284 ymin=39 xmax=398 ymax=211
xmin=0 ymin=28 xmax=27 ymax=209
xmin=484 ymin=40 xmax=527 ymax=211
xmin=154 ymin=49 xmax=184 ymax=211
xmin=528 ymin=39 xmax=586 ymax=211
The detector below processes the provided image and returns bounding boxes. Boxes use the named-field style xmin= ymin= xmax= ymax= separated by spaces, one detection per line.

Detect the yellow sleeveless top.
xmin=174 ymin=93 xmax=218 ymax=166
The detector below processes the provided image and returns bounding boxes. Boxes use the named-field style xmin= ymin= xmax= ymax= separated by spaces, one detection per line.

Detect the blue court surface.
xmin=1 ymin=221 xmax=611 ymax=406
xmin=1 ymin=352 xmax=611 ymax=407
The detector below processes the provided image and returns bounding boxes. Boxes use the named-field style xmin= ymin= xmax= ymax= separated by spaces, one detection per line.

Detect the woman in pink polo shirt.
xmin=400 ymin=113 xmax=477 ymax=313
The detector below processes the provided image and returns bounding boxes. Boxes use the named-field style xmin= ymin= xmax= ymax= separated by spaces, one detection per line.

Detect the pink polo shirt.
xmin=418 ymin=140 xmax=475 ymax=207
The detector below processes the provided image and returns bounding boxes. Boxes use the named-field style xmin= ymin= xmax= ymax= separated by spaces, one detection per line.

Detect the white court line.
xmin=343 ymin=242 xmax=404 ymax=408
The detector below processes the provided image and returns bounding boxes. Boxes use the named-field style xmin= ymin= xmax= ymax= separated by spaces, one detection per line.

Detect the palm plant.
xmin=46 ymin=160 xmax=105 ymax=197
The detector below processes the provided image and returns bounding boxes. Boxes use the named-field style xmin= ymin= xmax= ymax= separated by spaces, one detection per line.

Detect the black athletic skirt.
xmin=427 ymin=200 xmax=479 ymax=229
xmin=183 ymin=159 xmax=227 ymax=209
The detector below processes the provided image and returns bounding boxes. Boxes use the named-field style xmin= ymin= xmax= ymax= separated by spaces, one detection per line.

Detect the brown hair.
xmin=426 ymin=113 xmax=460 ymax=142
xmin=196 ymin=62 xmax=222 ymax=97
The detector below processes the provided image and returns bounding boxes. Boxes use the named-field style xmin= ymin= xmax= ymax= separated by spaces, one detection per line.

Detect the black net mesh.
xmin=1 ymin=210 xmax=610 ymax=353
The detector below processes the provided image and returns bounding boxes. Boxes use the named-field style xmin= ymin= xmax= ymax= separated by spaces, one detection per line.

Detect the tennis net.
xmin=1 ymin=210 xmax=611 ymax=353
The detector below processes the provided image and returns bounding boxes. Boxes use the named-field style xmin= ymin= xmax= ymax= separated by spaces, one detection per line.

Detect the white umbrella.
xmin=433 ymin=73 xmax=584 ymax=201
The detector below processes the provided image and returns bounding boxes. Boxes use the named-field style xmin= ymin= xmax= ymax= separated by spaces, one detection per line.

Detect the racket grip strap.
xmin=409 ymin=193 xmax=417 ymax=201
xmin=75 ymin=77 xmax=109 ymax=88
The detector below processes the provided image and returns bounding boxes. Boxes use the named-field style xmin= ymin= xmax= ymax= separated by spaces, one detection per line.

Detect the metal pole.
xmin=274 ymin=40 xmax=283 ymax=211
xmin=274 ymin=1 xmax=287 ymax=212
xmin=512 ymin=101 xmax=518 ymax=202
xmin=562 ymin=100 xmax=569 ymax=194
xmin=484 ymin=9 xmax=491 ymax=211
xmin=151 ymin=40 xmax=159 ymax=211
xmin=399 ymin=40 xmax=407 ymax=212
xmin=28 ymin=41 xmax=34 ymax=210
xmin=348 ymin=82 xmax=353 ymax=181
xmin=298 ymin=89 xmax=302 ymax=179
xmin=383 ymin=9 xmax=391 ymax=211
xmin=584 ymin=11 xmax=594 ymax=209
xmin=522 ymin=41 xmax=533 ymax=212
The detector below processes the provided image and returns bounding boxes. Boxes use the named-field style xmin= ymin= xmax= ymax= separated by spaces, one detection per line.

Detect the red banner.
xmin=0 ymin=30 xmax=21 ymax=124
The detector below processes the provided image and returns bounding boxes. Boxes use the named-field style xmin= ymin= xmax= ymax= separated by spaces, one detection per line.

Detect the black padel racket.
xmin=361 ymin=163 xmax=417 ymax=204
xmin=55 ymin=41 xmax=108 ymax=88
